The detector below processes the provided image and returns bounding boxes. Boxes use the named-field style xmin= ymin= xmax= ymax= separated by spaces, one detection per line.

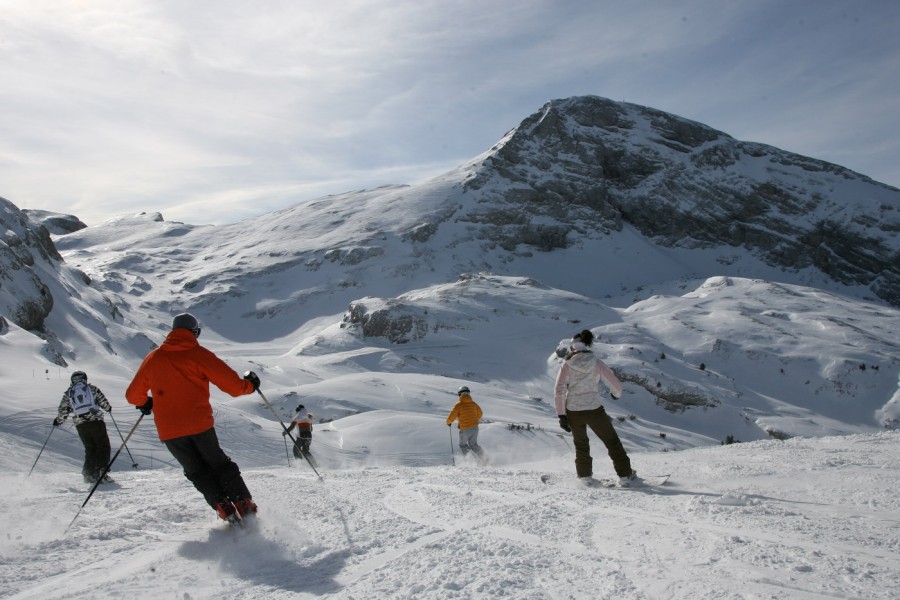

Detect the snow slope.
xmin=3 ymin=429 xmax=898 ymax=599
xmin=2 ymin=269 xmax=899 ymax=598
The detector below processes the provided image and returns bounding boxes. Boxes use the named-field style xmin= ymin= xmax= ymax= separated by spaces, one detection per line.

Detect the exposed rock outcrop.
xmin=0 ymin=197 xmax=61 ymax=330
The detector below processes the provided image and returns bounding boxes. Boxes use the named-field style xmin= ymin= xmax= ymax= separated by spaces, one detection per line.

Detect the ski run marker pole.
xmin=108 ymin=410 xmax=139 ymax=468
xmin=28 ymin=423 xmax=56 ymax=476
xmin=255 ymin=388 xmax=323 ymax=481
xmin=65 ymin=413 xmax=145 ymax=534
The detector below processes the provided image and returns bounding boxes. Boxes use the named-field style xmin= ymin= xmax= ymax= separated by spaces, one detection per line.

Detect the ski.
xmin=601 ymin=474 xmax=670 ymax=488
xmin=540 ymin=473 xmax=670 ymax=488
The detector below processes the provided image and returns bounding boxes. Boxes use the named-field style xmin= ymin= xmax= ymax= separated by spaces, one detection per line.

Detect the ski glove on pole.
xmin=137 ymin=396 xmax=153 ymax=415
xmin=243 ymin=371 xmax=261 ymax=391
xmin=558 ymin=415 xmax=571 ymax=432
xmin=52 ymin=417 xmax=63 ymax=426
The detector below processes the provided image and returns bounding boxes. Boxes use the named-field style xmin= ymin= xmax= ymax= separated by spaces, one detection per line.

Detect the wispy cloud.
xmin=1 ymin=0 xmax=898 ymax=225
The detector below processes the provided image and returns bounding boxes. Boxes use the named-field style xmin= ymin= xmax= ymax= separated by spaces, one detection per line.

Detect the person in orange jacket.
xmin=125 ymin=312 xmax=261 ymax=523
xmin=446 ymin=386 xmax=485 ymax=458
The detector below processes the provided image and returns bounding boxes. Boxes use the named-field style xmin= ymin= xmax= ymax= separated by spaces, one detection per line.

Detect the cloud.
xmin=1 ymin=0 xmax=899 ymax=225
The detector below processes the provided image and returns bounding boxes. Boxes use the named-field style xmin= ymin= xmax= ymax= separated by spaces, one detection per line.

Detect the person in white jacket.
xmin=284 ymin=405 xmax=314 ymax=458
xmin=554 ymin=329 xmax=636 ymax=486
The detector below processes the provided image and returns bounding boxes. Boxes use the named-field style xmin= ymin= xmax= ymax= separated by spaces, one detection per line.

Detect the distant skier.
xmin=54 ymin=371 xmax=113 ymax=484
xmin=554 ymin=329 xmax=636 ymax=486
xmin=125 ymin=312 xmax=262 ymax=523
xmin=283 ymin=404 xmax=314 ymax=458
xmin=446 ymin=386 xmax=485 ymax=458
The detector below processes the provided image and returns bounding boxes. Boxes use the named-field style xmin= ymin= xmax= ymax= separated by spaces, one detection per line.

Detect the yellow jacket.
xmin=446 ymin=394 xmax=483 ymax=430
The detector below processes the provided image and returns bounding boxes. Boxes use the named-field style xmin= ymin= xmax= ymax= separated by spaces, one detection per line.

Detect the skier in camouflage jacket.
xmin=54 ymin=371 xmax=113 ymax=483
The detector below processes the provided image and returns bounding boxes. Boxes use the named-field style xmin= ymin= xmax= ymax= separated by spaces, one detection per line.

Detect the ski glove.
xmin=558 ymin=415 xmax=571 ymax=432
xmin=52 ymin=417 xmax=63 ymax=427
xmin=243 ymin=371 xmax=261 ymax=391
xmin=137 ymin=397 xmax=153 ymax=415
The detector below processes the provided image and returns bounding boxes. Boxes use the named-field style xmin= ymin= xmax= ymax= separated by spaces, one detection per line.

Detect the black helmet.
xmin=573 ymin=329 xmax=594 ymax=347
xmin=296 ymin=405 xmax=305 ymax=412
xmin=457 ymin=386 xmax=470 ymax=396
xmin=172 ymin=313 xmax=201 ymax=337
xmin=71 ymin=371 xmax=87 ymax=384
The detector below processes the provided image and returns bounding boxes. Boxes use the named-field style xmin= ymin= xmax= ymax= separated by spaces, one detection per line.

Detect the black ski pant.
xmin=567 ymin=406 xmax=631 ymax=478
xmin=76 ymin=420 xmax=111 ymax=479
xmin=163 ymin=427 xmax=252 ymax=509
xmin=292 ymin=430 xmax=312 ymax=458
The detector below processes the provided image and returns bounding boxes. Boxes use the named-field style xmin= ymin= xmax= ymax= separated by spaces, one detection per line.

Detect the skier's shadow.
xmin=178 ymin=526 xmax=350 ymax=594
xmin=629 ymin=483 xmax=830 ymax=507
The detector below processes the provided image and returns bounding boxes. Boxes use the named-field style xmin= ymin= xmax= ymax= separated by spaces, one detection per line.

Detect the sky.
xmin=1 ymin=0 xmax=898 ymax=226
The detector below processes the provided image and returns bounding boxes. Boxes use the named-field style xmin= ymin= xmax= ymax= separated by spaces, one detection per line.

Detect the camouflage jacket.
xmin=57 ymin=383 xmax=112 ymax=426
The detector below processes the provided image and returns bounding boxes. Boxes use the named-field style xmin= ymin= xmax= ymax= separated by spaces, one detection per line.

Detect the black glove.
xmin=243 ymin=371 xmax=261 ymax=391
xmin=558 ymin=415 xmax=571 ymax=432
xmin=137 ymin=397 xmax=153 ymax=415
xmin=52 ymin=417 xmax=63 ymax=427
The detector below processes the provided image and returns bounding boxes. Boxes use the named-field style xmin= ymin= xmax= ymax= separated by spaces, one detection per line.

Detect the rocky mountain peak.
xmin=464 ymin=95 xmax=900 ymax=306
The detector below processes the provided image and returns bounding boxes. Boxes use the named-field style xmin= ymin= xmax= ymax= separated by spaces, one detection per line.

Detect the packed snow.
xmin=4 ymin=424 xmax=899 ymax=599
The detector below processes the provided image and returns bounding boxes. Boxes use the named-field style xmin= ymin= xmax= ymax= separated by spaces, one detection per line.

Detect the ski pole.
xmin=283 ymin=431 xmax=291 ymax=467
xmin=448 ymin=425 xmax=456 ymax=466
xmin=108 ymin=411 xmax=139 ymax=468
xmin=28 ymin=423 xmax=57 ymax=476
xmin=66 ymin=413 xmax=144 ymax=533
xmin=255 ymin=388 xmax=323 ymax=481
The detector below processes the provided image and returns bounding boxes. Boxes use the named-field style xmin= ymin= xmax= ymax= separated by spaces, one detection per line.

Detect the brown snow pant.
xmin=567 ymin=406 xmax=632 ymax=478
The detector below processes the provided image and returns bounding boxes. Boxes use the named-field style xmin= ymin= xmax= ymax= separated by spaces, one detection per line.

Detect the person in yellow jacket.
xmin=446 ymin=386 xmax=484 ymax=458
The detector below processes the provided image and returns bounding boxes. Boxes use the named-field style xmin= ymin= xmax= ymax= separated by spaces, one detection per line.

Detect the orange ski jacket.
xmin=446 ymin=394 xmax=483 ymax=430
xmin=125 ymin=328 xmax=255 ymax=441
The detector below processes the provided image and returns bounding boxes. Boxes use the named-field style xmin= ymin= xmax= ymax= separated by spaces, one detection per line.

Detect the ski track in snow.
xmin=1 ymin=433 xmax=898 ymax=599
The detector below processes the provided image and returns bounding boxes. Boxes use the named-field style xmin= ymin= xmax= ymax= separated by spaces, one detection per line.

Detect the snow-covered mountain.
xmin=2 ymin=95 xmax=900 ymax=598
xmin=3 ymin=96 xmax=898 ymax=441
xmin=468 ymin=97 xmax=900 ymax=307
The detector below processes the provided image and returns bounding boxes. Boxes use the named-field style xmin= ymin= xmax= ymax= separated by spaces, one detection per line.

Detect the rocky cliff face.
xmin=0 ymin=197 xmax=61 ymax=330
xmin=463 ymin=96 xmax=900 ymax=306
xmin=23 ymin=209 xmax=87 ymax=235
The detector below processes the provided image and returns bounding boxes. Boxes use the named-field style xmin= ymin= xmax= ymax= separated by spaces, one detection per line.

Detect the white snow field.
xmin=2 ymin=429 xmax=898 ymax=599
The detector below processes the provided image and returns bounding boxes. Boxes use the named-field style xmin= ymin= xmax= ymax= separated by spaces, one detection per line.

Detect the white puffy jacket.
xmin=554 ymin=344 xmax=622 ymax=414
